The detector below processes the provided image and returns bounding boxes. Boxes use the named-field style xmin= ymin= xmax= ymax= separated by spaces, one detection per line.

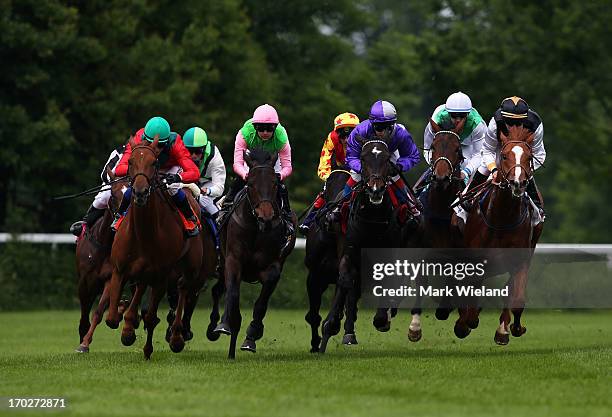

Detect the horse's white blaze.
xmin=511 ymin=146 xmax=523 ymax=180
xmin=372 ymin=146 xmax=382 ymax=158
xmin=409 ymin=313 xmax=421 ymax=331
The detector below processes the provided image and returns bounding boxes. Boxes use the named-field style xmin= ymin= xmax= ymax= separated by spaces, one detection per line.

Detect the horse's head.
xmin=429 ymin=118 xmax=465 ymax=190
xmin=128 ymin=136 xmax=162 ymax=206
xmin=358 ymin=136 xmax=391 ymax=205
xmin=498 ymin=125 xmax=534 ymax=198
xmin=104 ymin=165 xmax=129 ymax=213
xmin=244 ymin=148 xmax=279 ymax=226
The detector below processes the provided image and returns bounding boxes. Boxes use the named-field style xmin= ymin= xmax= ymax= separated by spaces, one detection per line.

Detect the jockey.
xmin=298 ymin=112 xmax=360 ymax=235
xmin=340 ymin=100 xmax=421 ymax=215
xmin=182 ymin=126 xmax=226 ymax=217
xmin=464 ymin=96 xmax=546 ymax=212
xmin=420 ymin=92 xmax=487 ymax=187
xmin=69 ymin=144 xmax=125 ymax=236
xmin=113 ymin=116 xmax=202 ymax=237
xmin=220 ymin=104 xmax=293 ymax=231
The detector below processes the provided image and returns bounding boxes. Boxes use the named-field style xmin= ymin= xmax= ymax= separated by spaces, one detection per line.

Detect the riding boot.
xmin=526 ymin=178 xmax=545 ymax=219
xmin=173 ymin=190 xmax=199 ymax=238
xmin=111 ymin=187 xmax=132 ymax=232
xmin=221 ymin=177 xmax=246 ymax=209
xmin=298 ymin=207 xmax=320 ymax=236
xmin=278 ymin=179 xmax=295 ymax=240
xmin=70 ymin=204 xmax=105 ymax=236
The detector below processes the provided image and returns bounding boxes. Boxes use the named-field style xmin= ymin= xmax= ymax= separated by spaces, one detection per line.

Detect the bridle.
xmin=244 ymin=164 xmax=280 ymax=230
xmin=360 ymin=139 xmax=390 ymax=188
xmin=496 ymin=140 xmax=533 ymax=188
xmin=429 ymin=130 xmax=464 ymax=183
xmin=128 ymin=144 xmax=161 ymax=203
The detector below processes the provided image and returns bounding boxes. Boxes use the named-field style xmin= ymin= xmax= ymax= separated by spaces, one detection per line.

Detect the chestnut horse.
xmin=456 ymin=125 xmax=543 ymax=344
xmin=105 ymin=137 xmax=203 ymax=359
xmin=75 ymin=174 xmax=128 ymax=353
xmin=211 ymin=148 xmax=296 ymax=359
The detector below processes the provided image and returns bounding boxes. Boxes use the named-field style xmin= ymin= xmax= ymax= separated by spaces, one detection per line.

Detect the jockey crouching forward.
xmin=418 ymin=91 xmax=486 ymax=191
xmin=113 ymin=116 xmax=201 ymax=237
xmin=298 ymin=112 xmax=360 ymax=235
xmin=331 ymin=100 xmax=421 ymax=223
xmin=462 ymin=96 xmax=546 ymax=217
xmin=219 ymin=104 xmax=294 ymax=238
xmin=182 ymin=126 xmax=226 ymax=247
xmin=69 ymin=144 xmax=125 ymax=236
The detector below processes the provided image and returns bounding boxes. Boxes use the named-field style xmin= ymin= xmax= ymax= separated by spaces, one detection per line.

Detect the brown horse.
xmin=104 ymin=137 xmax=203 ymax=359
xmin=75 ymin=172 xmax=129 ymax=353
xmin=408 ymin=118 xmax=467 ymax=341
xmin=211 ymin=148 xmax=296 ymax=359
xmin=456 ymin=125 xmax=543 ymax=344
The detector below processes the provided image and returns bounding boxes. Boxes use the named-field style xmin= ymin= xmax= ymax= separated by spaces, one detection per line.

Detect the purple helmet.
xmin=368 ymin=100 xmax=397 ymax=123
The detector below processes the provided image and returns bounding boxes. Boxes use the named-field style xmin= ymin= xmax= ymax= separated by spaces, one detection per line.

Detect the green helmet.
xmin=143 ymin=116 xmax=171 ymax=143
xmin=183 ymin=127 xmax=208 ymax=148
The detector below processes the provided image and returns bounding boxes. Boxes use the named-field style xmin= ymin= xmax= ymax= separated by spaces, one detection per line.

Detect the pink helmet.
xmin=252 ymin=104 xmax=279 ymax=124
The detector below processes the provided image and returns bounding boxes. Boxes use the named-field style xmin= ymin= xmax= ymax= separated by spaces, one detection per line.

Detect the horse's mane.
xmin=506 ymin=125 xmax=532 ymax=142
xmin=248 ymin=147 xmax=276 ymax=166
xmin=439 ymin=119 xmax=455 ymax=131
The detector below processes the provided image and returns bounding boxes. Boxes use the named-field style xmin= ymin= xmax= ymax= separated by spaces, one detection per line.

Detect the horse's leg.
xmin=305 ymin=269 xmax=328 ymax=352
xmin=319 ymin=285 xmax=348 ymax=354
xmin=241 ymin=263 xmax=282 ymax=353
xmin=454 ymin=307 xmax=472 ymax=339
xmin=495 ymin=308 xmax=511 ymax=345
xmin=408 ymin=278 xmax=423 ymax=342
xmin=164 ymin=279 xmax=179 ymax=342
xmin=342 ymin=281 xmax=360 ymax=346
xmin=181 ymin=289 xmax=200 ymax=341
xmin=217 ymin=257 xmax=241 ymax=359
xmin=77 ymin=276 xmax=95 ymax=344
xmin=77 ymin=280 xmax=109 ymax=353
xmin=121 ymin=282 xmax=145 ymax=346
xmin=509 ymin=264 xmax=529 ymax=339
xmin=143 ymin=281 xmax=165 ymax=360
xmin=206 ymin=279 xmax=225 ymax=341
xmin=168 ymin=284 xmax=187 ymax=353
xmin=105 ymin=268 xmax=125 ymax=329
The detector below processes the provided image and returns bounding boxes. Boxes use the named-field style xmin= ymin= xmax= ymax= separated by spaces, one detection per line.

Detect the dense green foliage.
xmin=1 ymin=0 xmax=610 ymax=241
xmin=1 ymin=310 xmax=611 ymax=416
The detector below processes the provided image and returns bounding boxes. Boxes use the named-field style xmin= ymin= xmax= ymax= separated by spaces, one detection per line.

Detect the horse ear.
xmin=127 ymin=135 xmax=137 ymax=148
xmin=430 ymin=118 xmax=441 ymax=133
xmin=453 ymin=117 xmax=467 ymax=134
xmin=244 ymin=149 xmax=253 ymax=167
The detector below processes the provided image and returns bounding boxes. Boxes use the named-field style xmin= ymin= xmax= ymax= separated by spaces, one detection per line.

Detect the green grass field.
xmin=0 ymin=309 xmax=611 ymax=417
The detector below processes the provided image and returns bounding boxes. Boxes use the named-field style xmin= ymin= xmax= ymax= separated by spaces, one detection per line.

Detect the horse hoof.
xmin=510 ymin=323 xmax=527 ymax=337
xmin=169 ymin=337 xmax=185 ymax=353
xmin=240 ymin=339 xmax=256 ymax=353
xmin=322 ymin=320 xmax=340 ymax=338
xmin=310 ymin=345 xmax=320 ymax=353
xmin=408 ymin=328 xmax=422 ymax=342
xmin=121 ymin=331 xmax=136 ymax=346
xmin=206 ymin=324 xmax=221 ymax=341
xmin=213 ymin=322 xmax=232 ymax=336
xmin=454 ymin=323 xmax=471 ymax=339
xmin=342 ymin=333 xmax=358 ymax=345
xmin=246 ymin=323 xmax=264 ymax=341
xmin=494 ymin=331 xmax=509 ymax=345
xmin=467 ymin=318 xmax=480 ymax=329
xmin=143 ymin=347 xmax=153 ymax=360
xmin=435 ymin=308 xmax=451 ymax=320
xmin=183 ymin=329 xmax=194 ymax=341
xmin=75 ymin=345 xmax=89 ymax=353
xmin=373 ymin=312 xmax=391 ymax=332
xmin=105 ymin=319 xmax=119 ymax=329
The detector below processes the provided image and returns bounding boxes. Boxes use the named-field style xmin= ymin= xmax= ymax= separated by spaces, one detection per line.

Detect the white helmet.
xmin=445 ymin=92 xmax=472 ymax=113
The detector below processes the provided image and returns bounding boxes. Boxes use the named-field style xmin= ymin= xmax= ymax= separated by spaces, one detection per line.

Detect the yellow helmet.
xmin=333 ymin=112 xmax=360 ymax=130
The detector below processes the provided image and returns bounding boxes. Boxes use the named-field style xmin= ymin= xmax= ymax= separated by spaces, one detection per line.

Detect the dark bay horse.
xmin=456 ymin=125 xmax=543 ymax=344
xmin=75 ymin=172 xmax=128 ymax=353
xmin=211 ymin=148 xmax=296 ymax=359
xmin=408 ymin=118 xmax=466 ymax=341
xmin=105 ymin=137 xmax=203 ymax=359
xmin=304 ymin=165 xmax=351 ymax=352
xmin=319 ymin=138 xmax=418 ymax=353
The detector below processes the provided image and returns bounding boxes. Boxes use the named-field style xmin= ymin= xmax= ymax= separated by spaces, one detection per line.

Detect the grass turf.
xmin=0 ymin=309 xmax=610 ymax=417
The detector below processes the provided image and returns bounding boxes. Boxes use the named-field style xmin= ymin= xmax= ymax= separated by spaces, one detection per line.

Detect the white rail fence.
xmin=1 ymin=233 xmax=611 ymax=254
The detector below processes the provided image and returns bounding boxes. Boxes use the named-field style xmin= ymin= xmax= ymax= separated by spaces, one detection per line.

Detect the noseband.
xmin=245 ymin=165 xmax=280 ymax=229
xmin=128 ymin=145 xmax=160 ymax=201
xmin=430 ymin=130 xmax=464 ymax=182
xmin=497 ymin=140 xmax=533 ymax=188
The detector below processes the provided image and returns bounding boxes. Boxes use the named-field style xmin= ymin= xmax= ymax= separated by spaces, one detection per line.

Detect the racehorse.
xmin=210 ymin=148 xmax=296 ymax=359
xmin=104 ymin=137 xmax=203 ymax=359
xmin=75 ymin=170 xmax=129 ymax=353
xmin=319 ymin=137 xmax=419 ymax=353
xmin=303 ymin=161 xmax=351 ymax=352
xmin=407 ymin=118 xmax=466 ymax=341
xmin=455 ymin=124 xmax=543 ymax=344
